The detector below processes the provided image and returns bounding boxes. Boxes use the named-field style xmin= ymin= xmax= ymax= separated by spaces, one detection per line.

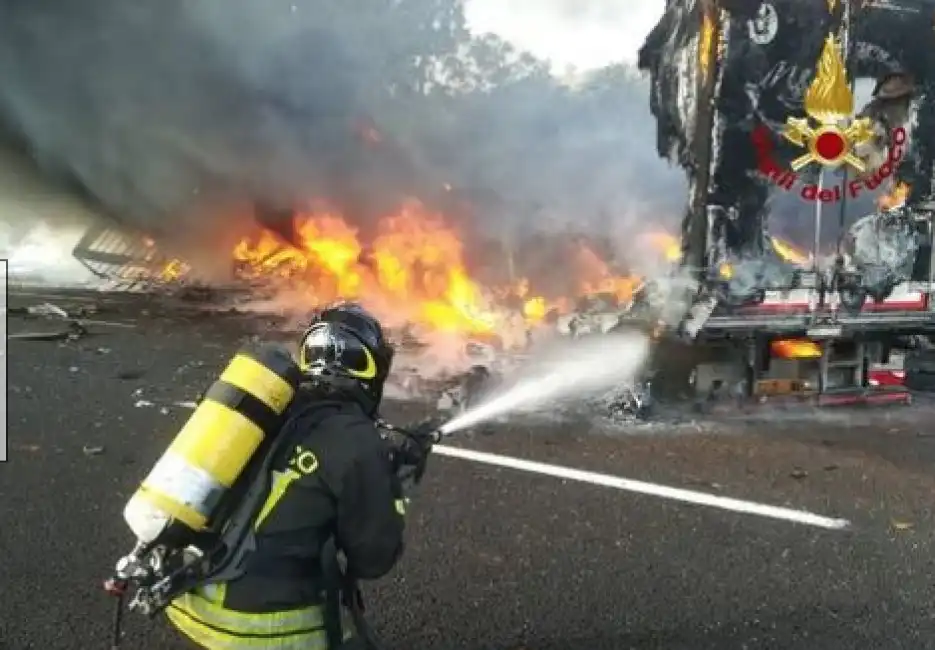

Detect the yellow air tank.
xmin=123 ymin=344 xmax=303 ymax=545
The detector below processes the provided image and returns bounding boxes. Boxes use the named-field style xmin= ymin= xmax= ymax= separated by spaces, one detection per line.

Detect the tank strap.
xmin=167 ymin=401 xmax=339 ymax=604
xmin=210 ymin=402 xmax=339 ymax=583
xmin=321 ymin=537 xmax=345 ymax=648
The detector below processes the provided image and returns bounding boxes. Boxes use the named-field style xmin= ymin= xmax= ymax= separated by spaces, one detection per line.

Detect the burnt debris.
xmin=639 ymin=0 xmax=935 ymax=307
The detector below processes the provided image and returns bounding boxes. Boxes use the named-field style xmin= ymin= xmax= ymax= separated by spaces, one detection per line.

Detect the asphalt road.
xmin=4 ymin=289 xmax=935 ymax=650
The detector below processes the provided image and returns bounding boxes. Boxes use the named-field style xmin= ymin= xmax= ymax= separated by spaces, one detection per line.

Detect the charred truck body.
xmin=637 ymin=0 xmax=935 ymax=403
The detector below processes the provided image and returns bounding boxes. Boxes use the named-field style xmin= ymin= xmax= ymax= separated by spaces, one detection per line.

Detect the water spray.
xmin=436 ymin=331 xmax=652 ymax=435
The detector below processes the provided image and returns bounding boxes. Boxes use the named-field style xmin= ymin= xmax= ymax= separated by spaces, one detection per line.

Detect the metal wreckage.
xmin=67 ymin=0 xmax=935 ymax=417
xmin=415 ymin=0 xmax=935 ymax=415
xmin=617 ymin=0 xmax=935 ymax=408
xmin=428 ymin=0 xmax=935 ymax=417
xmin=449 ymin=0 xmax=935 ymax=414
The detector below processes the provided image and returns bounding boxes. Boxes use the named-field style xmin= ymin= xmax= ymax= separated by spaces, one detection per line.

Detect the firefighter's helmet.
xmin=299 ymin=302 xmax=394 ymax=407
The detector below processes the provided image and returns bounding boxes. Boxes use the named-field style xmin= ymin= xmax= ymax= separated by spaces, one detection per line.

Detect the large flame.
xmin=231 ymin=200 xmax=503 ymax=335
xmin=159 ymin=202 xmax=809 ymax=338
xmin=227 ymin=201 xmax=686 ymax=335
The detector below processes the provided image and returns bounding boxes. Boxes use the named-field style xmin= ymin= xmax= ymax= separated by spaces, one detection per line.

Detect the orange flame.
xmin=157 ymin=211 xmax=734 ymax=334
xmin=515 ymin=231 xmax=678 ymax=325
xmin=877 ymin=181 xmax=910 ymax=211
xmin=770 ymin=338 xmax=822 ymax=359
xmin=159 ymin=259 xmax=189 ymax=281
xmin=715 ymin=237 xmax=808 ymax=280
xmin=642 ymin=232 xmax=681 ymax=262
xmin=231 ymin=200 xmax=503 ymax=335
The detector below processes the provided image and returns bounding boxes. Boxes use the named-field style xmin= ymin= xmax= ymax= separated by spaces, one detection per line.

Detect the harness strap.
xmin=321 ymin=537 xmax=345 ymax=648
xmin=321 ymin=537 xmax=385 ymax=650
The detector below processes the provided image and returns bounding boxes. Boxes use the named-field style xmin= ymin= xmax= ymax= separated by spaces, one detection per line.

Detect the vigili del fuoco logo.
xmin=751 ymin=32 xmax=906 ymax=203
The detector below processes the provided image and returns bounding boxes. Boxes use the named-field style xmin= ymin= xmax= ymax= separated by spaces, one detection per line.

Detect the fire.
xmin=576 ymin=242 xmax=640 ymax=302
xmin=232 ymin=200 xmax=500 ymax=335
xmin=515 ymin=231 xmax=679 ymax=325
xmin=642 ymin=232 xmax=681 ymax=262
xmin=523 ymin=296 xmax=547 ymax=321
xmin=770 ymin=338 xmax=822 ymax=359
xmin=717 ymin=237 xmax=808 ymax=280
xmin=159 ymin=259 xmax=189 ymax=282
xmin=877 ymin=181 xmax=910 ymax=211
xmin=155 ymin=204 xmax=741 ymax=337
xmin=771 ymin=237 xmax=808 ymax=265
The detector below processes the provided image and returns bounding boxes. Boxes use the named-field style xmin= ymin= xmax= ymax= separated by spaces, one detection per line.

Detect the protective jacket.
xmin=166 ymin=390 xmax=407 ymax=649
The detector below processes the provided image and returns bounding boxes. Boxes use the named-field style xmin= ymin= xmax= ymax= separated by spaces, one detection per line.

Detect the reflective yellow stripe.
xmin=344 ymin=346 xmax=377 ymax=380
xmin=394 ymin=498 xmax=408 ymax=515
xmin=171 ymin=590 xmax=325 ymax=634
xmin=166 ymin=605 xmax=328 ymax=649
xmin=167 ymin=584 xmax=328 ymax=649
xmin=254 ymin=469 xmax=301 ymax=530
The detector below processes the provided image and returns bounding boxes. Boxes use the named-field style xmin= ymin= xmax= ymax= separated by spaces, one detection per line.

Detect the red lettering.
xmin=878 ymin=160 xmax=893 ymax=179
xmin=848 ymin=179 xmax=863 ymax=198
xmin=886 ymin=127 xmax=906 ymax=166
xmin=887 ymin=144 xmax=903 ymax=165
xmin=892 ymin=126 xmax=906 ymax=146
xmin=758 ymin=155 xmax=785 ymax=182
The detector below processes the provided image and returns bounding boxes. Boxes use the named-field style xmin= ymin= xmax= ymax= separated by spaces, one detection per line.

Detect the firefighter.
xmin=165 ymin=302 xmax=419 ymax=649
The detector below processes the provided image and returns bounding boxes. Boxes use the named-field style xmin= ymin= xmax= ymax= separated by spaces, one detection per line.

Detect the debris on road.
xmin=26 ymin=302 xmax=69 ymax=319
xmin=11 ymin=300 xmax=136 ymax=331
xmin=8 ymin=321 xmax=88 ymax=341
xmin=117 ymin=369 xmax=147 ymax=380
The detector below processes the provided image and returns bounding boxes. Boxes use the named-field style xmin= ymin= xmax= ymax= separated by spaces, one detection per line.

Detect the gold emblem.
xmin=781 ymin=34 xmax=874 ymax=172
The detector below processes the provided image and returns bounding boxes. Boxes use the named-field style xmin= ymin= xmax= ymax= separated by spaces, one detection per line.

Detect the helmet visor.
xmin=301 ymin=323 xmax=378 ymax=380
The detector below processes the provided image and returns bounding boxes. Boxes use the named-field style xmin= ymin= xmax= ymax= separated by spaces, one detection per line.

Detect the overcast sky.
xmin=465 ymin=1 xmax=664 ymax=72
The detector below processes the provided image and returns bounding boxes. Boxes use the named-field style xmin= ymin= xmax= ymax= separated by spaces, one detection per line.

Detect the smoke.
xmin=0 ymin=0 xmax=684 ymax=283
xmin=0 ymin=0 xmax=396 ymax=232
xmin=0 ymin=144 xmax=103 ymax=286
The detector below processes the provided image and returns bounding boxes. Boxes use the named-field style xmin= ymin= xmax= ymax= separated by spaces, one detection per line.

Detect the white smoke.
xmin=0 ymin=144 xmax=103 ymax=287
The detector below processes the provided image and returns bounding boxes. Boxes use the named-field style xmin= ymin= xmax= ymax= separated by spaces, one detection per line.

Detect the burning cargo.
xmin=43 ymin=0 xmax=935 ymax=420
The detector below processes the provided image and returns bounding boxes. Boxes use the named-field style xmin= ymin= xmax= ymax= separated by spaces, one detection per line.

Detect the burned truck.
xmin=632 ymin=0 xmax=935 ymax=404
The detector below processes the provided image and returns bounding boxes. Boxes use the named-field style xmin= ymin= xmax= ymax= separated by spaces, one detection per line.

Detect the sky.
xmin=465 ymin=0 xmax=664 ymax=72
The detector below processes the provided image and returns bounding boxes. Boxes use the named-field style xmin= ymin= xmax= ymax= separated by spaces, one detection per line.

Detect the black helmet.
xmin=298 ymin=302 xmax=394 ymax=408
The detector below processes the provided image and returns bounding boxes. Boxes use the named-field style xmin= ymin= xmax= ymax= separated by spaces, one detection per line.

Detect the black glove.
xmin=394 ymin=417 xmax=443 ymax=484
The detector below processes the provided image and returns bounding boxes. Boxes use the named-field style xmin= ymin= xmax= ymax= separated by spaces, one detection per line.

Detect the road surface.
xmin=3 ymin=289 xmax=935 ymax=649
